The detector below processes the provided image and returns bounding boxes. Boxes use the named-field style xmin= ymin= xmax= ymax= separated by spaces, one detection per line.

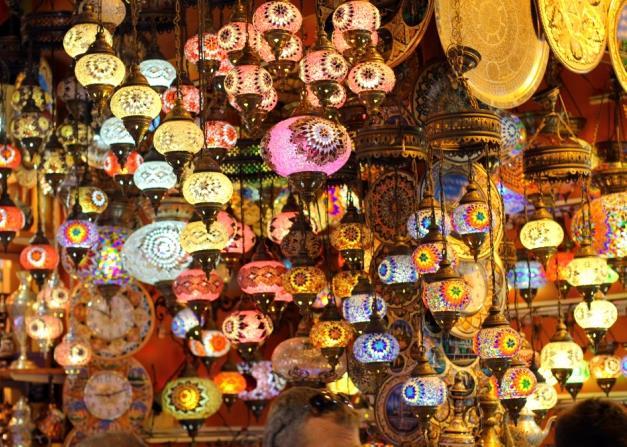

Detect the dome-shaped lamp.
xmin=110 ymin=64 xmax=162 ymax=145
xmin=401 ymin=346 xmax=447 ymax=424
xmin=506 ymin=260 xmax=547 ymax=305
xmin=422 ymin=258 xmax=471 ymax=332
xmin=498 ymin=360 xmax=537 ymax=424
xmin=189 ymin=329 xmax=231 ymax=364
xmin=590 ymin=349 xmax=621 ymax=397
xmin=519 ymin=198 xmax=564 ymax=267
xmin=412 ymin=222 xmax=453 ymax=278
xmin=133 ymin=147 xmax=177 ymax=211
xmin=0 ymin=144 xmax=22 ymax=190
xmin=41 ymin=139 xmax=68 ymax=193
xmin=253 ymin=0 xmax=302 ymax=65
xmin=53 ymin=331 xmax=92 ymax=375
xmin=217 ymin=0 xmax=250 ymax=61
xmin=214 ymin=361 xmax=247 ymax=408
xmin=20 ymin=230 xmax=60 ymax=288
xmin=258 ymin=33 xmax=302 ymax=78
xmin=154 ymin=99 xmax=204 ymax=179
xmin=75 ymin=30 xmax=126 ymax=113
xmin=573 ymin=298 xmax=617 ymax=353
xmin=452 ymin=181 xmax=490 ymax=261
xmin=342 ymin=276 xmax=387 ymax=333
xmin=282 ymin=256 xmax=326 ymax=316
xmin=407 ymin=191 xmax=450 ymax=240
xmin=103 ymin=150 xmax=143 ymax=192
xmin=171 ymin=307 xmax=203 ymax=341
xmin=184 ymin=32 xmax=227 ymax=77
xmin=330 ymin=203 xmax=368 ymax=271
xmin=10 ymin=97 xmax=53 ymax=157
xmin=25 ymin=302 xmax=64 ymax=355
xmin=173 ymin=268 xmax=223 ymax=305
xmin=540 ymin=319 xmax=583 ymax=388
xmin=140 ymin=50 xmax=177 ymax=93
xmin=352 ymin=314 xmax=399 ymax=378
xmin=310 ymin=300 xmax=354 ymax=369
xmin=222 ymin=308 xmax=274 ymax=360
xmin=100 ymin=116 xmax=134 ymax=167
xmin=56 ymin=203 xmax=99 ymax=267
xmin=56 ymin=118 xmax=93 ymax=164
xmin=260 ymin=115 xmax=352 ymax=201
xmin=525 ymin=380 xmax=558 ymax=414
xmin=0 ymin=191 xmax=25 ymax=250
xmin=378 ymin=241 xmax=418 ymax=305
xmin=332 ymin=0 xmax=381 ymax=55
xmin=565 ymin=243 xmax=608 ymax=304
xmin=346 ymin=45 xmax=394 ymax=115
xmin=180 ymin=219 xmax=231 ymax=276
xmin=63 ymin=5 xmax=113 ymax=59
xmin=162 ymin=84 xmax=201 ymax=115
xmin=474 ymin=305 xmax=521 ymax=380
xmin=204 ymin=120 xmax=238 ymax=162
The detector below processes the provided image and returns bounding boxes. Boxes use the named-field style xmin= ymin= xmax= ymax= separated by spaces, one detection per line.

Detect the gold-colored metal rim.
xmin=608 ymin=0 xmax=627 ymax=91
xmin=434 ymin=0 xmax=550 ymax=108
xmin=537 ymin=0 xmax=608 ymax=74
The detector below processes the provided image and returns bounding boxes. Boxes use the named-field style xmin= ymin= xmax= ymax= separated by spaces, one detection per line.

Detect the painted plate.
xmin=608 ymin=0 xmax=627 ymax=91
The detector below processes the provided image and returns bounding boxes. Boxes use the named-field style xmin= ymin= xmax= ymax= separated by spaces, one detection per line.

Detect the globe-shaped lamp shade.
xmin=310 ymin=319 xmax=354 ymax=350
xmin=237 ymin=260 xmax=287 ymax=295
xmin=238 ymin=360 xmax=287 ymax=401
xmin=20 ymin=243 xmax=59 ymax=272
xmin=571 ymin=192 xmax=627 ymax=259
xmin=69 ymin=186 xmax=108 ymax=216
xmin=306 ymin=84 xmax=347 ymax=109
xmin=162 ymin=85 xmax=201 ymax=114
xmin=56 ymin=119 xmax=93 ymax=149
xmin=422 ymin=277 xmax=471 ymax=313
xmin=63 ymin=23 xmax=113 ymax=58
xmin=110 ymin=80 xmax=162 ymax=122
xmin=353 ymin=331 xmax=400 ymax=364
xmin=133 ymin=158 xmax=177 ymax=193
xmin=153 ymin=113 xmax=204 ymax=157
xmin=0 ymin=144 xmax=22 ymax=170
xmin=347 ymin=60 xmax=395 ymax=95
xmin=103 ymin=151 xmax=143 ymax=177
xmin=342 ymin=292 xmax=387 ymax=325
xmin=332 ymin=271 xmax=361 ymax=299
xmin=218 ymin=21 xmax=256 ymax=53
xmin=189 ymin=329 xmax=231 ymax=358
xmin=407 ymin=208 xmax=451 ymax=240
xmin=267 ymin=211 xmax=298 ymax=244
xmin=564 ymin=255 xmax=607 ymax=288
xmin=224 ymin=222 xmax=257 ymax=256
xmin=171 ymin=308 xmax=202 ymax=339
xmin=524 ymin=381 xmax=558 ymax=412
xmin=173 ymin=269 xmax=224 ymax=304
xmin=56 ymin=75 xmax=90 ymax=105
xmin=139 ymin=59 xmax=177 ymax=91
xmin=540 ymin=339 xmax=583 ymax=372
xmin=520 ymin=218 xmax=565 ymax=253
xmin=498 ymin=365 xmax=537 ymax=399
xmin=53 ymin=333 xmax=92 ymax=373
xmin=261 ymin=115 xmax=352 ymax=178
xmin=56 ymin=219 xmax=100 ymax=249
xmin=122 ymin=220 xmax=192 ymax=285
xmin=474 ymin=325 xmax=520 ymax=360
xmin=224 ymin=65 xmax=273 ymax=97
xmin=180 ymin=220 xmax=231 ymax=255
xmin=299 ymin=49 xmax=348 ymax=84
xmin=590 ymin=355 xmax=621 ymax=380
xmin=332 ymin=1 xmax=381 ymax=33
xmin=80 ymin=0 xmax=126 ymax=27
xmin=182 ymin=171 xmax=233 ymax=208
xmin=574 ymin=299 xmax=618 ymax=331
xmin=214 ymin=370 xmax=247 ymax=395
xmin=282 ymin=265 xmax=326 ymax=295
xmin=184 ymin=33 xmax=225 ymax=64
xmin=228 ymin=87 xmax=278 ymax=113
xmin=10 ymin=110 xmax=53 ymax=147
xmin=25 ymin=314 xmax=64 ymax=341
xmin=332 ymin=29 xmax=378 ymax=53
xmin=222 ymin=310 xmax=274 ymax=344
xmin=100 ymin=116 xmax=134 ymax=146
xmin=75 ymin=49 xmax=126 ymax=89
xmin=253 ymin=1 xmax=303 ymax=34
xmin=412 ymin=240 xmax=451 ymax=275
xmin=162 ymin=377 xmax=222 ymax=421
xmin=272 ymin=336 xmax=347 ymax=384
xmin=205 ymin=121 xmax=238 ymax=150
xmin=402 ymin=375 xmax=447 ymax=407
xmin=506 ymin=260 xmax=547 ymax=290
xmin=453 ymin=201 xmax=491 ymax=235
xmin=330 ymin=222 xmax=369 ymax=251
xmin=378 ymin=254 xmax=417 ymax=285
xmin=38 ymin=278 xmax=71 ymax=312
xmin=0 ymin=200 xmax=25 ymax=233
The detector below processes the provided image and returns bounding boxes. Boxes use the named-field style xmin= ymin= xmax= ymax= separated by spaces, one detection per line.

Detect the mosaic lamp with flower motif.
xmin=540 ymin=319 xmax=583 ymax=387
xmin=342 ymin=276 xmax=387 ymax=333
xmin=53 ymin=331 xmax=92 ymax=375
xmin=20 ymin=230 xmax=59 ymax=288
xmin=401 ymin=346 xmax=447 ymax=424
xmin=133 ymin=147 xmax=177 ymax=211
xmin=253 ymin=0 xmax=302 ymax=66
xmin=173 ymin=268 xmax=224 ymax=304
xmin=310 ymin=300 xmax=354 ymax=369
xmin=412 ymin=221 xmax=454 ymax=277
xmin=564 ymin=242 xmax=608 ymax=304
xmin=452 ymin=181 xmax=490 ymax=261
xmin=330 ymin=203 xmax=368 ymax=271
xmin=407 ymin=191 xmax=451 ymax=240
xmin=184 ymin=32 xmax=229 ymax=77
xmin=574 ymin=298 xmax=617 ymax=352
xmin=222 ymin=308 xmax=274 ymax=360
xmin=506 ymin=260 xmax=547 ymax=305
xmin=214 ymin=361 xmax=247 ymax=408
xmin=10 ymin=97 xmax=53 ymax=157
xmin=56 ymin=202 xmax=99 ymax=267
xmin=519 ymin=198 xmax=564 ymax=266
xmin=180 ymin=219 xmax=231 ymax=276
xmin=347 ymin=45 xmax=395 ymax=114
xmin=498 ymin=360 xmax=537 ymax=424
xmin=0 ymin=191 xmax=25 ymax=250
xmin=0 ymin=144 xmax=21 ymax=189
xmin=63 ymin=5 xmax=114 ymax=59
xmin=564 ymin=359 xmax=590 ymax=401
xmin=332 ymin=0 xmax=381 ymax=54
xmin=423 ymin=258 xmax=471 ymax=332
xmin=282 ymin=254 xmax=326 ymax=315
xmin=590 ymin=351 xmax=621 ymax=396
xmin=474 ymin=304 xmax=521 ymax=380
xmin=353 ymin=314 xmax=399 ymax=378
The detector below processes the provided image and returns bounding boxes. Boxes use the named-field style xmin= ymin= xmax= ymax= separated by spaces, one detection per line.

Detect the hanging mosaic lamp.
xmin=377 ymin=240 xmax=417 ymax=305
xmin=189 ymin=329 xmax=231 ymax=361
xmin=564 ymin=242 xmax=608 ymax=304
xmin=401 ymin=346 xmax=447 ymax=424
xmin=330 ymin=203 xmax=368 ymax=271
xmin=184 ymin=32 xmax=228 ymax=77
xmin=140 ymin=45 xmax=177 ymax=93
xmin=180 ymin=219 xmax=231 ymax=276
xmin=56 ymin=202 xmax=99 ymax=267
xmin=173 ymin=268 xmax=223 ymax=304
xmin=564 ymin=359 xmax=590 ymax=401
xmin=10 ymin=97 xmax=53 ymax=158
xmin=352 ymin=314 xmax=399 ymax=378
xmin=0 ymin=143 xmax=22 ymax=190
xmin=474 ymin=304 xmax=521 ymax=380
xmin=282 ymin=254 xmax=326 ymax=316
xmin=423 ymin=258 xmax=471 ymax=332
xmin=506 ymin=260 xmax=547 ymax=305
xmin=222 ymin=308 xmax=274 ymax=360
xmin=519 ymin=198 xmax=564 ymax=267
xmin=133 ymin=147 xmax=177 ymax=211
xmin=162 ymin=84 xmax=201 ymax=115
xmin=452 ymin=181 xmax=490 ymax=261
xmin=20 ymin=230 xmax=59 ymax=288
xmin=75 ymin=30 xmax=126 ymax=113
xmin=524 ymin=379 xmax=558 ymax=416
xmin=412 ymin=221 xmax=453 ymax=278
xmin=573 ymin=298 xmax=617 ymax=352
xmin=253 ymin=0 xmax=302 ymax=68
xmin=0 ymin=190 xmax=25 ymax=251
xmin=214 ymin=361 xmax=247 ymax=408
xmin=590 ymin=350 xmax=621 ymax=396
xmin=310 ymin=300 xmax=354 ymax=369
xmin=53 ymin=331 xmax=92 ymax=375
xmin=342 ymin=276 xmax=387 ymax=333
xmin=498 ymin=360 xmax=537 ymax=424
xmin=347 ymin=44 xmax=395 ymax=115
xmin=99 ymin=116 xmax=134 ymax=167
xmin=407 ymin=191 xmax=451 ymax=240
xmin=103 ymin=150 xmax=143 ymax=192
xmin=332 ymin=0 xmax=381 ymax=56
xmin=63 ymin=5 xmax=113 ymax=59
xmin=267 ymin=194 xmax=299 ymax=244
xmin=171 ymin=307 xmax=203 ymax=340
xmin=540 ymin=319 xmax=583 ymax=388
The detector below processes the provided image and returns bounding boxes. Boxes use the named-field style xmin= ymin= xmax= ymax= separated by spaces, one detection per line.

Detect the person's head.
xmin=76 ymin=431 xmax=146 ymax=447
xmin=263 ymin=386 xmax=361 ymax=447
xmin=555 ymin=398 xmax=627 ymax=447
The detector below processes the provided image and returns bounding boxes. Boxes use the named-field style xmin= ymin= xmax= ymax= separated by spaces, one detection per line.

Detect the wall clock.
xmin=63 ymin=358 xmax=152 ymax=433
xmin=70 ymin=280 xmax=154 ymax=360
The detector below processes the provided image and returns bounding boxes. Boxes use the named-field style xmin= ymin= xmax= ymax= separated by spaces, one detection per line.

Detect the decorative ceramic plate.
xmin=374 ymin=375 xmax=425 ymax=445
xmin=537 ymin=0 xmax=608 ymax=73
xmin=70 ymin=280 xmax=154 ymax=360
xmin=63 ymin=358 xmax=152 ymax=432
xmin=434 ymin=0 xmax=550 ymax=108
xmin=366 ymin=170 xmax=417 ymax=244
xmin=608 ymin=0 xmax=627 ymax=91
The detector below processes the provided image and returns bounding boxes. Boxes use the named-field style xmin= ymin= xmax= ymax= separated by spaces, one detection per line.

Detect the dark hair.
xmin=76 ymin=432 xmax=146 ymax=447
xmin=555 ymin=399 xmax=627 ymax=447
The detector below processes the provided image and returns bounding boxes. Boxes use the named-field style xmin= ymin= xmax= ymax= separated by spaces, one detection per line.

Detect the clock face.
xmin=71 ymin=280 xmax=155 ymax=359
xmin=86 ymin=295 xmax=135 ymax=341
xmin=84 ymin=371 xmax=132 ymax=420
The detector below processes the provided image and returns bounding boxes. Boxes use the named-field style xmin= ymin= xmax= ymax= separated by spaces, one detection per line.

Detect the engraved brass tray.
xmin=434 ymin=0 xmax=550 ymax=108
xmin=608 ymin=0 xmax=627 ymax=91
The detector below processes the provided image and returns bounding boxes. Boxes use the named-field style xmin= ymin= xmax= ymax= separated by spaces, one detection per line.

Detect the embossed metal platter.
xmin=434 ymin=0 xmax=550 ymax=108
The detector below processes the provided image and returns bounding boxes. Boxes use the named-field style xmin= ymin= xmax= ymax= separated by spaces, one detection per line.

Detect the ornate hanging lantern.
xmin=253 ymin=0 xmax=302 ymax=65
xmin=217 ymin=0 xmax=250 ymax=62
xmin=310 ymin=301 xmax=354 ymax=369
xmin=525 ymin=380 xmax=558 ymax=414
xmin=75 ymin=30 xmax=126 ymax=112
xmin=412 ymin=222 xmax=454 ymax=277
xmin=173 ymin=268 xmax=223 ymax=304
xmin=237 ymin=241 xmax=287 ymax=313
xmin=0 ymin=191 xmax=25 ymax=250
xmin=498 ymin=360 xmax=537 ymax=424
xmin=407 ymin=191 xmax=451 ymax=241
xmin=204 ymin=120 xmax=238 ymax=161
xmin=520 ymin=198 xmax=564 ymax=266
xmin=162 ymin=84 xmax=201 ymax=115
xmin=506 ymin=260 xmax=547 ymax=305
xmin=53 ymin=331 xmax=92 ymax=374
xmin=257 ymin=33 xmax=303 ymax=77
xmin=378 ymin=242 xmax=418 ymax=303
xmin=56 ymin=206 xmax=100 ymax=266
xmin=171 ymin=308 xmax=203 ymax=340
xmin=0 ymin=144 xmax=21 ymax=188
xmin=332 ymin=0 xmax=381 ymax=56
xmin=56 ymin=74 xmax=91 ymax=120
xmin=282 ymin=257 xmax=326 ymax=315
xmin=10 ymin=98 xmax=53 ymax=157
xmin=103 ymin=150 xmax=143 ymax=191
xmin=180 ymin=219 xmax=231 ymax=275
xmin=222 ymin=309 xmax=274 ymax=360
xmin=342 ymin=277 xmax=387 ymax=332
xmin=474 ymin=305 xmax=521 ymax=380
xmin=564 ymin=359 xmax=590 ymax=401
xmin=352 ymin=316 xmax=399 ymax=377
xmin=63 ymin=5 xmax=114 ymax=58
xmin=20 ymin=231 xmax=59 ymax=288
xmin=401 ymin=346 xmax=447 ymax=424
xmin=133 ymin=147 xmax=177 ymax=211
xmin=540 ymin=319 xmax=583 ymax=387
xmin=564 ymin=243 xmax=608 ymax=304
xmin=573 ymin=298 xmax=617 ymax=352
xmin=99 ymin=116 xmax=134 ymax=167
xmin=452 ymin=181 xmax=490 ymax=261
xmin=189 ymin=329 xmax=231 ymax=360
xmin=140 ymin=49 xmax=177 ymax=93
xmin=330 ymin=203 xmax=368 ymax=271
xmin=422 ymin=259 xmax=471 ymax=332
xmin=110 ymin=65 xmax=162 ymax=145
xmin=590 ymin=351 xmax=621 ymax=396
xmin=184 ymin=32 xmax=230 ymax=77
xmin=347 ymin=45 xmax=395 ymax=114
xmin=214 ymin=362 xmax=247 ymax=408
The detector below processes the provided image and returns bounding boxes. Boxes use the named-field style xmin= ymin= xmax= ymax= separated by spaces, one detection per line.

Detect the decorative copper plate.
xmin=366 ymin=170 xmax=416 ymax=243
xmin=608 ymin=0 xmax=627 ymax=91
xmin=537 ymin=0 xmax=608 ymax=74
xmin=434 ymin=0 xmax=550 ymax=108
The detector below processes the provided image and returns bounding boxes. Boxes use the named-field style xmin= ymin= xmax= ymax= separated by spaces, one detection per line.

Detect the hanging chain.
xmin=485 ymin=144 xmax=498 ymax=307
xmin=438 ymin=146 xmax=448 ymax=260
xmin=130 ymin=0 xmax=140 ymax=65
xmin=174 ymin=0 xmax=183 ymax=99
